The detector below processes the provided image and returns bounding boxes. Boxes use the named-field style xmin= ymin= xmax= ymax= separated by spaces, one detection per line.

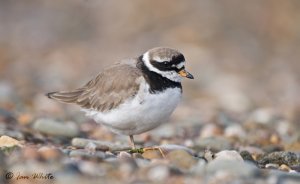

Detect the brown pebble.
xmin=279 ymin=164 xmax=291 ymax=172
xmin=270 ymin=134 xmax=280 ymax=144
xmin=23 ymin=147 xmax=39 ymax=159
xmin=142 ymin=149 xmax=164 ymax=159
xmin=200 ymin=124 xmax=223 ymax=138
xmin=38 ymin=146 xmax=62 ymax=160
xmin=167 ymin=150 xmax=197 ymax=170
xmin=0 ymin=135 xmax=22 ymax=147
xmin=284 ymin=141 xmax=300 ymax=152
xmin=18 ymin=113 xmax=33 ymax=125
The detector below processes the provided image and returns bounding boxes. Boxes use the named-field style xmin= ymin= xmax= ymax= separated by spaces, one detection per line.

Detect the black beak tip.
xmin=187 ymin=73 xmax=194 ymax=79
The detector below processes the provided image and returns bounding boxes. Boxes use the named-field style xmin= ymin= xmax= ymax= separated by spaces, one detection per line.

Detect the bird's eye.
xmin=163 ymin=61 xmax=168 ymax=65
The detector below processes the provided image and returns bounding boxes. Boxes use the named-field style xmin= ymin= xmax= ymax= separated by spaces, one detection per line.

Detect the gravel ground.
xmin=0 ymin=109 xmax=299 ymax=184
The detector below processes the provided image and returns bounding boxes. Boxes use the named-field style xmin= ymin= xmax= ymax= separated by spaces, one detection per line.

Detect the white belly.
xmin=83 ymin=86 xmax=182 ymax=135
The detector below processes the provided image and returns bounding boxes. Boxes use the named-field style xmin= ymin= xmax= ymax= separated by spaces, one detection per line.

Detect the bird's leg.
xmin=127 ymin=136 xmax=165 ymax=158
xmin=129 ymin=135 xmax=136 ymax=149
xmin=128 ymin=135 xmax=144 ymax=154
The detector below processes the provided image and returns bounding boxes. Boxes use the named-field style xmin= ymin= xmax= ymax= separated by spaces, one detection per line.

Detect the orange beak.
xmin=178 ymin=69 xmax=194 ymax=79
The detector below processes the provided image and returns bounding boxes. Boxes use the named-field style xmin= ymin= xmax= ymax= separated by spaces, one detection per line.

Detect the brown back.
xmin=47 ymin=59 xmax=143 ymax=112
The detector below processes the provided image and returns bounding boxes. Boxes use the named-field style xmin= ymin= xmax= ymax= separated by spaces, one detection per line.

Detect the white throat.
xmin=142 ymin=52 xmax=182 ymax=82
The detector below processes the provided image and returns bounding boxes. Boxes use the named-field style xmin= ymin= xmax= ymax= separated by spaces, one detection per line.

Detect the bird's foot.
xmin=129 ymin=148 xmax=144 ymax=154
xmin=129 ymin=146 xmax=166 ymax=158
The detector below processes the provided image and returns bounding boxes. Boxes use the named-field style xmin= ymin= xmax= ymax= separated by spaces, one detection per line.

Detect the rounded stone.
xmin=166 ymin=150 xmax=198 ymax=170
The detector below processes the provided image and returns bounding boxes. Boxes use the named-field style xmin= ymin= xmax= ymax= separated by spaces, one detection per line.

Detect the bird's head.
xmin=141 ymin=47 xmax=194 ymax=82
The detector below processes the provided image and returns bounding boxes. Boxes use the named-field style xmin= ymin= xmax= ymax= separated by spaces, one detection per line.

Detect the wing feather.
xmin=47 ymin=59 xmax=142 ymax=112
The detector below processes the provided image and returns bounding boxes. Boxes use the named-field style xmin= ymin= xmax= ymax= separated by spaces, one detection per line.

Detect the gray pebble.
xmin=71 ymin=138 xmax=130 ymax=152
xmin=258 ymin=151 xmax=300 ymax=167
xmin=195 ymin=136 xmax=233 ymax=151
xmin=0 ymin=129 xmax=24 ymax=140
xmin=135 ymin=158 xmax=150 ymax=168
xmin=150 ymin=124 xmax=176 ymax=139
xmin=207 ymin=160 xmax=258 ymax=177
xmin=77 ymin=161 xmax=106 ymax=177
xmin=69 ymin=149 xmax=106 ymax=160
xmin=33 ymin=118 xmax=79 ymax=137
xmin=240 ymin=150 xmax=258 ymax=166
xmin=224 ymin=124 xmax=246 ymax=139
xmin=190 ymin=159 xmax=207 ymax=175
xmin=147 ymin=165 xmax=170 ymax=182
xmin=214 ymin=150 xmax=244 ymax=162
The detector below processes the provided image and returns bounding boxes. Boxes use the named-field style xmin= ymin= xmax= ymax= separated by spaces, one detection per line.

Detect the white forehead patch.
xmin=153 ymin=56 xmax=170 ymax=63
xmin=176 ymin=62 xmax=185 ymax=69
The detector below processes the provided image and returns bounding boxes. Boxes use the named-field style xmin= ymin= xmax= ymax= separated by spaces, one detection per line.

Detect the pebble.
xmin=147 ymin=165 xmax=170 ymax=182
xmin=69 ymin=149 xmax=106 ymax=160
xmin=142 ymin=144 xmax=195 ymax=160
xmin=239 ymin=146 xmax=265 ymax=156
xmin=261 ymin=145 xmax=283 ymax=153
xmin=190 ymin=159 xmax=207 ymax=174
xmin=0 ymin=135 xmax=22 ymax=148
xmin=199 ymin=124 xmax=223 ymax=138
xmin=290 ymin=165 xmax=300 ymax=172
xmin=265 ymin=163 xmax=279 ymax=169
xmin=276 ymin=120 xmax=291 ymax=136
xmin=142 ymin=149 xmax=164 ymax=159
xmin=0 ymin=129 xmax=24 ymax=140
xmin=258 ymin=151 xmax=300 ymax=167
xmin=160 ymin=144 xmax=195 ymax=155
xmin=150 ymin=124 xmax=177 ymax=139
xmin=0 ymin=81 xmax=14 ymax=103
xmin=38 ymin=146 xmax=63 ymax=160
xmin=279 ymin=164 xmax=291 ymax=172
xmin=118 ymin=151 xmax=132 ymax=160
xmin=214 ymin=150 xmax=244 ymax=162
xmin=135 ymin=158 xmax=150 ymax=168
xmin=119 ymin=155 xmax=138 ymax=179
xmin=22 ymin=147 xmax=39 ymax=160
xmin=77 ymin=161 xmax=106 ymax=177
xmin=239 ymin=151 xmax=257 ymax=165
xmin=249 ymin=108 xmax=275 ymax=124
xmin=71 ymin=138 xmax=130 ymax=151
xmin=184 ymin=139 xmax=194 ymax=147
xmin=196 ymin=136 xmax=233 ymax=151
xmin=33 ymin=118 xmax=79 ymax=137
xmin=202 ymin=149 xmax=215 ymax=162
xmin=132 ymin=153 xmax=144 ymax=159
xmin=85 ymin=142 xmax=97 ymax=154
xmin=166 ymin=150 xmax=198 ymax=170
xmin=206 ymin=159 xmax=258 ymax=177
xmin=285 ymin=141 xmax=300 ymax=152
xmin=224 ymin=124 xmax=246 ymax=139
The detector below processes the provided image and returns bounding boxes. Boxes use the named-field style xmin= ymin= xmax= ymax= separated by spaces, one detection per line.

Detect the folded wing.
xmin=47 ymin=61 xmax=142 ymax=112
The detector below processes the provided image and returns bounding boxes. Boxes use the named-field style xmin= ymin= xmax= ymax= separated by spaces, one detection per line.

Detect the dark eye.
xmin=163 ymin=61 xmax=168 ymax=65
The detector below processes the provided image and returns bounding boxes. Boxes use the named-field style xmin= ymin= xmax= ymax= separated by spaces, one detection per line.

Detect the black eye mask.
xmin=150 ymin=54 xmax=185 ymax=72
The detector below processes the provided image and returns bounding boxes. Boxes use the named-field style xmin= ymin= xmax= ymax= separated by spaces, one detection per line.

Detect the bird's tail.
xmin=46 ymin=89 xmax=84 ymax=104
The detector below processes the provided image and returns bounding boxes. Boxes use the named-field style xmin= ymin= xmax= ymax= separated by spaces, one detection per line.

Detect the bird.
xmin=47 ymin=47 xmax=194 ymax=149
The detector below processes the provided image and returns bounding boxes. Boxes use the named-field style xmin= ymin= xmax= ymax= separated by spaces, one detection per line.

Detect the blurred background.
xmin=1 ymin=0 xmax=300 ymax=128
xmin=1 ymin=1 xmax=300 ymax=183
